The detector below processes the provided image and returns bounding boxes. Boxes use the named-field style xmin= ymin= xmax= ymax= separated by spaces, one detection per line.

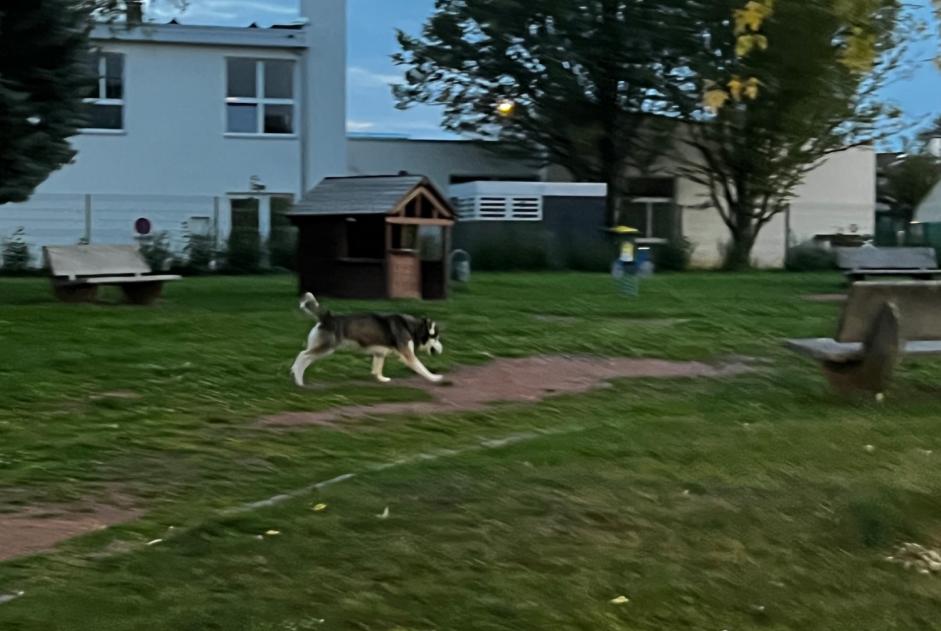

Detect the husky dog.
xmin=291 ymin=293 xmax=444 ymax=386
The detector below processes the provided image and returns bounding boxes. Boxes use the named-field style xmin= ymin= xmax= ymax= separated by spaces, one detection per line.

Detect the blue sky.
xmin=148 ymin=0 xmax=940 ymax=146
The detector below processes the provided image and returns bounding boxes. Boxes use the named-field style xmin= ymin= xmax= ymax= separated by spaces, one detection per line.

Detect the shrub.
xmin=471 ymin=226 xmax=550 ymax=271
xmin=267 ymin=226 xmax=298 ymax=272
xmin=786 ymin=241 xmax=836 ymax=272
xmin=181 ymin=232 xmax=217 ymax=275
xmin=137 ymin=232 xmax=173 ymax=272
xmin=1 ymin=227 xmax=32 ymax=273
xmin=557 ymin=236 xmax=612 ymax=272
xmin=225 ymin=228 xmax=262 ymax=274
xmin=654 ymin=237 xmax=693 ymax=271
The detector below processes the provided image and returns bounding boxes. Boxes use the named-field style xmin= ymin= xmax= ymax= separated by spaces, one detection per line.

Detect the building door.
xmin=388 ymin=224 xmax=421 ymax=299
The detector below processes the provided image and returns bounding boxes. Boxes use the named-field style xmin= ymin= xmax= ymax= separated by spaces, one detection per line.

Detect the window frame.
xmin=225 ymin=57 xmax=297 ymax=137
xmin=82 ymin=51 xmax=125 ymax=133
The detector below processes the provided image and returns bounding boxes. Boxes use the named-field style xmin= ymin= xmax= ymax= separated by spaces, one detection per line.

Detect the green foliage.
xmin=1 ymin=227 xmax=32 ymax=273
xmin=472 ymin=228 xmax=550 ymax=271
xmin=0 ymin=1 xmax=93 ymax=205
xmin=879 ymin=153 xmax=941 ymax=223
xmin=267 ymin=227 xmax=298 ymax=272
xmin=179 ymin=231 xmax=217 ymax=275
xmin=137 ymin=232 xmax=173 ymax=272
xmin=786 ymin=241 xmax=837 ymax=271
xmin=224 ymin=228 xmax=262 ymax=274
xmin=654 ymin=238 xmax=694 ymax=271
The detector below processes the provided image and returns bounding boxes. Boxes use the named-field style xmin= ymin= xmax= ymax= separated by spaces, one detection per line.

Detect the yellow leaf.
xmin=610 ymin=595 xmax=631 ymax=605
xmin=744 ymin=77 xmax=761 ymax=100
xmin=736 ymin=35 xmax=755 ymax=58
xmin=313 ymin=503 xmax=328 ymax=512
xmin=703 ymin=88 xmax=730 ymax=112
xmin=733 ymin=1 xmax=773 ymax=35
xmin=728 ymin=76 xmax=744 ymax=101
xmin=265 ymin=529 xmax=281 ymax=536
xmin=754 ymin=34 xmax=769 ymax=51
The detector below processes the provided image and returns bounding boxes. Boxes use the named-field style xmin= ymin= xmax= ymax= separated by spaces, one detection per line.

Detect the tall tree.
xmin=0 ymin=1 xmax=92 ymax=205
xmin=674 ymin=0 xmax=907 ymax=268
xmin=393 ymin=0 xmax=700 ymax=226
xmin=0 ymin=0 xmax=190 ymax=206
xmin=880 ymin=153 xmax=941 ymax=222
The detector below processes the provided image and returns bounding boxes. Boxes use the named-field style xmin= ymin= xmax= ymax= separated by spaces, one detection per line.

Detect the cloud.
xmin=144 ymin=0 xmax=296 ymax=25
xmin=348 ymin=66 xmax=402 ymax=89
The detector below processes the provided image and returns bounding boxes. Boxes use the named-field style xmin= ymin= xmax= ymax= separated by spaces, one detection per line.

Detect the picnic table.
xmin=786 ymin=281 xmax=941 ymax=394
xmin=834 ymin=246 xmax=941 ymax=282
xmin=43 ymin=245 xmax=180 ymax=305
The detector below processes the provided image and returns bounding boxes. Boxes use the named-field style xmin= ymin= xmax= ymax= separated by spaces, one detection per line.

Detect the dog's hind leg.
xmin=291 ymin=349 xmax=333 ymax=386
xmin=292 ymin=325 xmax=334 ymax=386
xmin=399 ymin=342 xmax=443 ymax=383
xmin=371 ymin=355 xmax=391 ymax=383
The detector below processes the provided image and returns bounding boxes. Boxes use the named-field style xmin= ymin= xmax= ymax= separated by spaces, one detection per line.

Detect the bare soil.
xmin=261 ymin=355 xmax=751 ymax=428
xmin=0 ymin=500 xmax=140 ymax=561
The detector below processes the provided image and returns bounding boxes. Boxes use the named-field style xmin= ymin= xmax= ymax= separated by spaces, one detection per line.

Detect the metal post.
xmin=84 ymin=194 xmax=92 ymax=244
xmin=212 ymin=196 xmax=220 ymax=248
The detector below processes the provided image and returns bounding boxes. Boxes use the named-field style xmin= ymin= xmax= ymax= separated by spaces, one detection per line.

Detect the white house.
xmin=0 ymin=0 xmax=346 ymax=257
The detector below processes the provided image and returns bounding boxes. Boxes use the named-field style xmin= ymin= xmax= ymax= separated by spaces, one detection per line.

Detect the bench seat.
xmin=60 ymin=275 xmax=182 ymax=286
xmin=786 ymin=338 xmax=941 ymax=363
xmin=846 ymin=269 xmax=941 ymax=280
xmin=43 ymin=245 xmax=181 ymax=305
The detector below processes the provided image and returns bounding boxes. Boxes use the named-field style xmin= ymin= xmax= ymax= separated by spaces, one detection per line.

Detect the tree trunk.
xmin=603 ymin=171 xmax=621 ymax=227
xmin=723 ymin=209 xmax=757 ymax=271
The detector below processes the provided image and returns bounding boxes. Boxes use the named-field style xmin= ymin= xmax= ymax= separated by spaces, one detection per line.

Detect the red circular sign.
xmin=135 ymin=218 xmax=152 ymax=235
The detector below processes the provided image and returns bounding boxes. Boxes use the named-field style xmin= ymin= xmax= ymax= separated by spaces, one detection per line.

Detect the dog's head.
xmin=416 ymin=318 xmax=444 ymax=356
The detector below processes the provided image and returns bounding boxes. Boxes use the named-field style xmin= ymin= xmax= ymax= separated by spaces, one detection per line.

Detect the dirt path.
xmin=0 ymin=502 xmax=140 ymax=562
xmin=262 ymin=355 xmax=752 ymax=428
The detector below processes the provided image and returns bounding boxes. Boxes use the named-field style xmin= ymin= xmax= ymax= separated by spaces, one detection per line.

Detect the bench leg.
xmin=820 ymin=302 xmax=901 ymax=396
xmin=52 ymin=283 xmax=98 ymax=303
xmin=121 ymin=282 xmax=163 ymax=306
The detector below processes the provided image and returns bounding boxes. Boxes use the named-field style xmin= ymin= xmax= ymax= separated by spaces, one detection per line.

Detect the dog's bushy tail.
xmin=299 ymin=292 xmax=322 ymax=320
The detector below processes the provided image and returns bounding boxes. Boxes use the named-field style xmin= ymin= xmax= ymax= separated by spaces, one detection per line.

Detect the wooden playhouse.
xmin=289 ymin=175 xmax=456 ymax=300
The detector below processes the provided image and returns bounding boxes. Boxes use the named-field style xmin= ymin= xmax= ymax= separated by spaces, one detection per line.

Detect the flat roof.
xmin=450 ymin=181 xmax=607 ymax=198
xmin=91 ymin=22 xmax=308 ymax=49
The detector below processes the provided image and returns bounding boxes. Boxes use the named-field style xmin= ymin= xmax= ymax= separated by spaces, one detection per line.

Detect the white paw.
xmin=375 ymin=375 xmax=391 ymax=383
xmin=429 ymin=374 xmax=443 ymax=383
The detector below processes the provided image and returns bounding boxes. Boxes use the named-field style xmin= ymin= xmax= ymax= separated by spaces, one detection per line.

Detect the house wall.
xmin=347 ymin=138 xmax=541 ymax=194
xmin=1 ymin=1 xmax=349 ymax=263
xmin=676 ymin=147 xmax=875 ymax=267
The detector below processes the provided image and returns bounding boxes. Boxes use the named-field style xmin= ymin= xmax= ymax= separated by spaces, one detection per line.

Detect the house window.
xmin=454 ymin=195 xmax=543 ymax=221
xmin=621 ymin=199 xmax=679 ymax=240
xmin=83 ymin=52 xmax=124 ymax=131
xmin=226 ymin=58 xmax=295 ymax=135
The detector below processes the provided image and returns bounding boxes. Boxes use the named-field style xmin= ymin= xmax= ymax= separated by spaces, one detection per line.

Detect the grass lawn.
xmin=2 ymin=272 xmax=941 ymax=630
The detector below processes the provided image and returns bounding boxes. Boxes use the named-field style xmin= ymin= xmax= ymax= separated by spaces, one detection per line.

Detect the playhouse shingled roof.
xmin=289 ymin=175 xmax=449 ymax=217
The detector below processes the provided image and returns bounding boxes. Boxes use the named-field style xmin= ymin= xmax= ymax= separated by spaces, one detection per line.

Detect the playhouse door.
xmin=388 ymin=251 xmax=422 ymax=299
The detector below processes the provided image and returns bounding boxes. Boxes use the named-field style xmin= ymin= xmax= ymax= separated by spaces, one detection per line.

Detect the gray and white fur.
xmin=291 ymin=293 xmax=444 ymax=386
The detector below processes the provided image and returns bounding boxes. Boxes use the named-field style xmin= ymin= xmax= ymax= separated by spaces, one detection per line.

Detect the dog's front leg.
xmin=400 ymin=342 xmax=443 ymax=383
xmin=371 ymin=355 xmax=391 ymax=383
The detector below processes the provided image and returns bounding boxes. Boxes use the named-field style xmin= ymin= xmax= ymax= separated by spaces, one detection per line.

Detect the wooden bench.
xmin=834 ymin=246 xmax=941 ymax=282
xmin=44 ymin=245 xmax=181 ymax=305
xmin=786 ymin=281 xmax=941 ymax=394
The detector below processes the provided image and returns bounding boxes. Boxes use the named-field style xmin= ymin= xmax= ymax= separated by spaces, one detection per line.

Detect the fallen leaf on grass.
xmin=377 ymin=506 xmax=390 ymax=519
xmin=610 ymin=595 xmax=630 ymax=605
xmin=146 ymin=538 xmax=164 ymax=546
xmin=313 ymin=503 xmax=328 ymax=512
xmin=264 ymin=530 xmax=281 ymax=537
xmin=0 ymin=591 xmax=25 ymax=605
